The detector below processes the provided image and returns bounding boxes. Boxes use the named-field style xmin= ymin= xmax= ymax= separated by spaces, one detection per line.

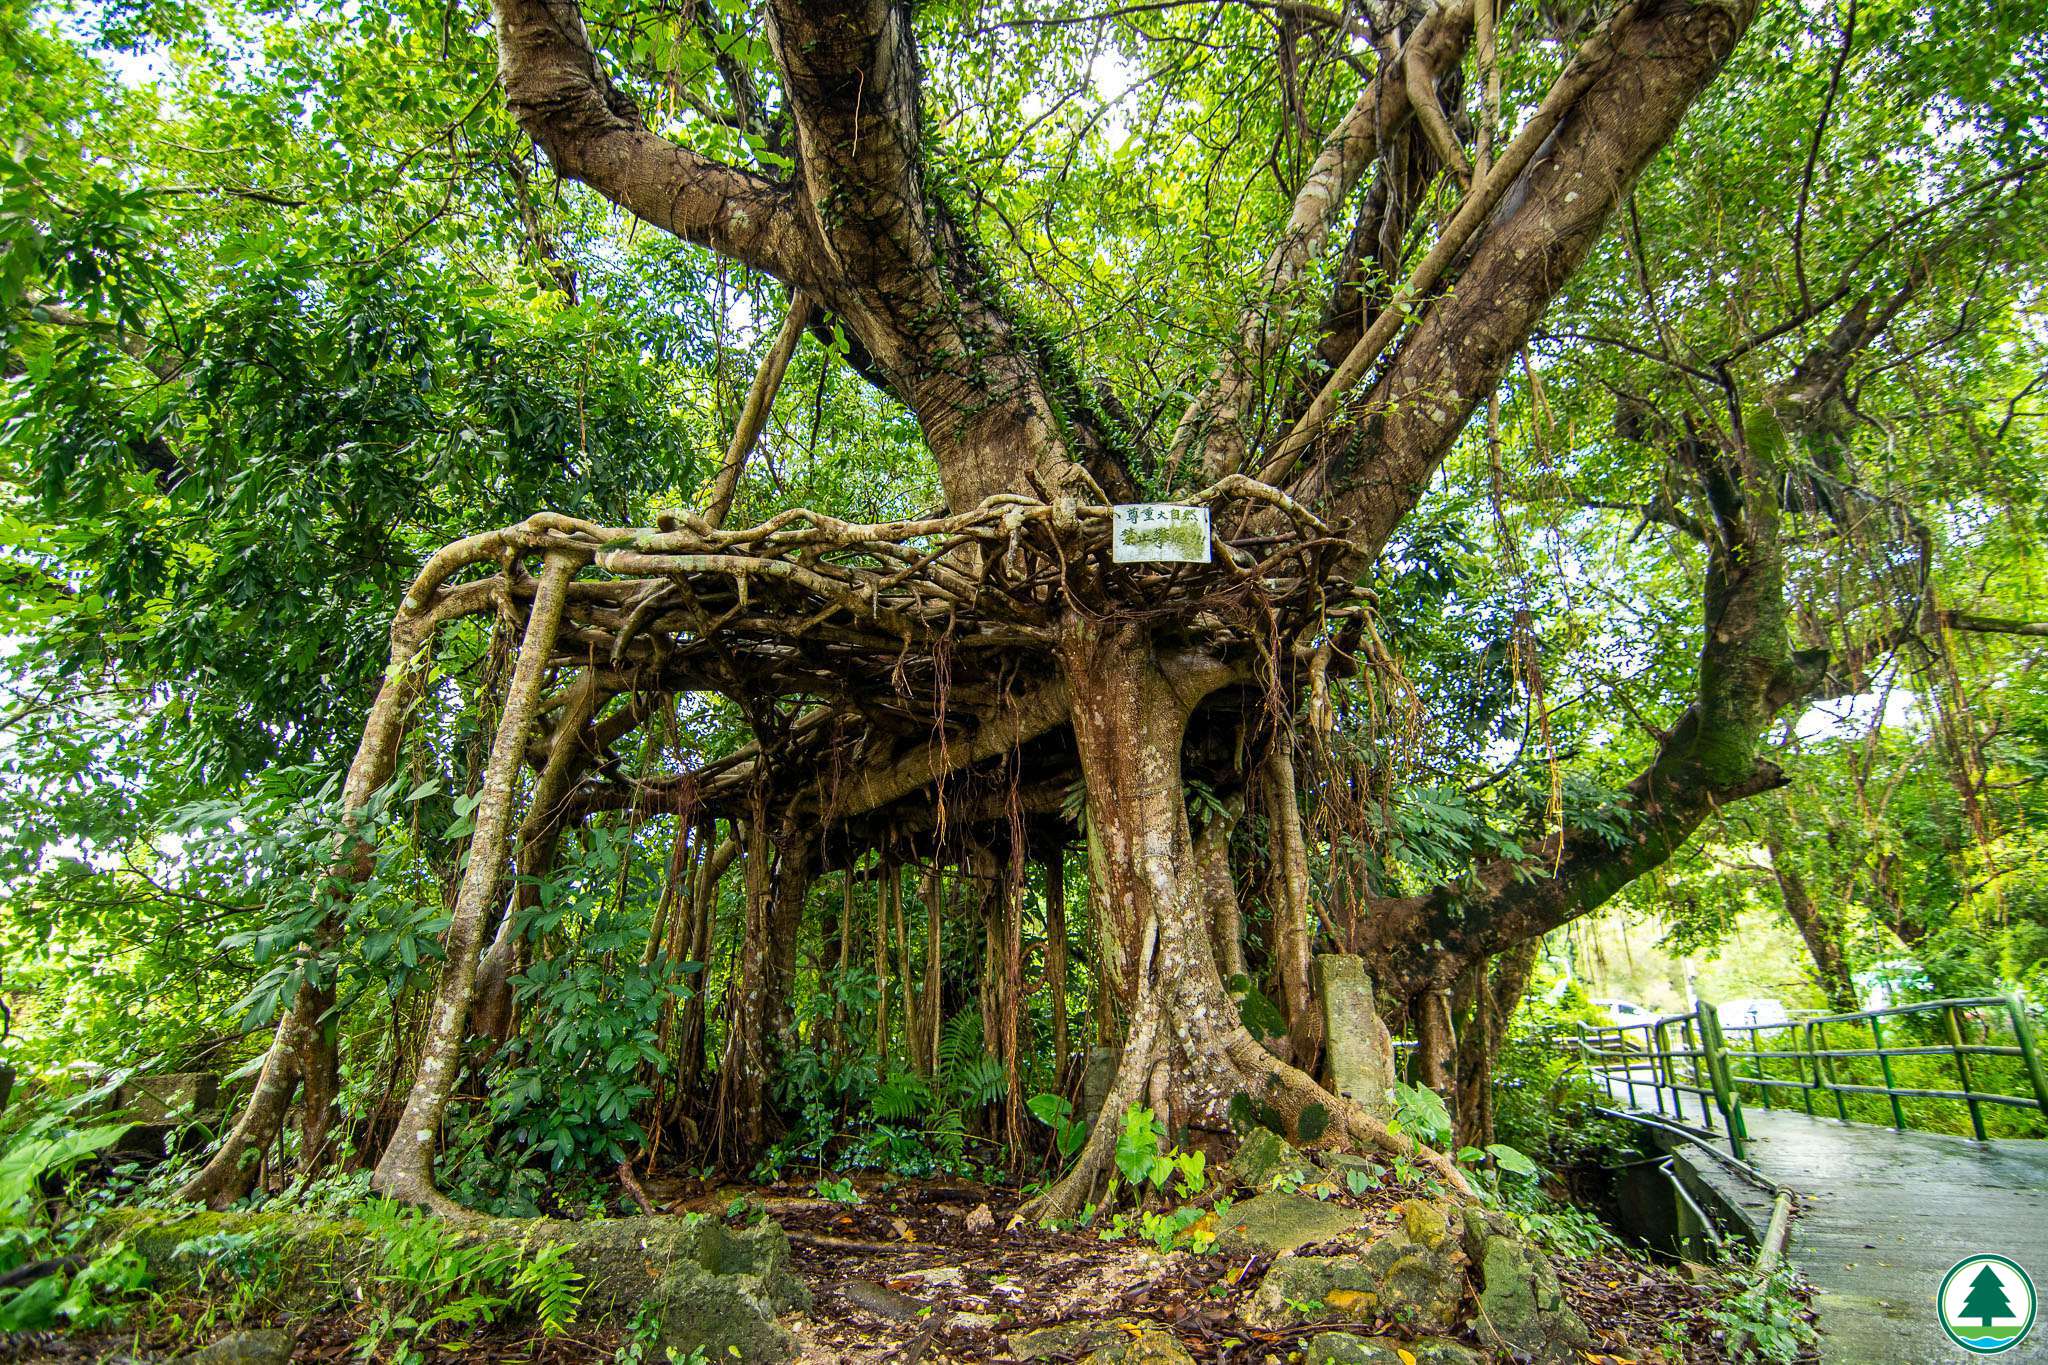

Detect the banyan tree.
xmin=169 ymin=0 xmax=2039 ymax=1216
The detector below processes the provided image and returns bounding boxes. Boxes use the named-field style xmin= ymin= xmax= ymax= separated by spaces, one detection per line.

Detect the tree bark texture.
xmin=1026 ymin=621 xmax=1469 ymax=1220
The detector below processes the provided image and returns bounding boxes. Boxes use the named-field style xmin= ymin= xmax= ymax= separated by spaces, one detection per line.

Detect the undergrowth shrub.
xmin=353 ymin=1198 xmax=584 ymax=1363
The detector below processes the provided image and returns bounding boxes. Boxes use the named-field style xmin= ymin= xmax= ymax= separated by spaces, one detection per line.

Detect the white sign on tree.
xmin=1111 ymin=504 xmax=1211 ymax=564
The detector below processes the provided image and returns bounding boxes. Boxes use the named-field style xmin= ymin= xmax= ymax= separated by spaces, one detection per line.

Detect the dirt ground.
xmin=701 ymin=1173 xmax=1759 ymax=1363
xmin=0 ymin=1174 xmax=1789 ymax=1363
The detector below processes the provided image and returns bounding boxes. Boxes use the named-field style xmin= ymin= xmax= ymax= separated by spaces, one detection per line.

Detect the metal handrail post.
xmin=2005 ymin=995 xmax=2048 ymax=1123
xmin=1682 ymin=1013 xmax=1714 ymax=1131
xmin=1942 ymin=1003 xmax=1988 ymax=1141
xmin=1698 ymin=1000 xmax=1747 ymax=1159
xmin=1655 ymin=1018 xmax=1677 ymax=1118
xmin=1751 ymin=1027 xmax=1773 ymax=1110
xmin=1616 ymin=1027 xmax=1640 ymax=1109
xmin=1868 ymin=1013 xmax=1906 ymax=1131
xmin=1800 ymin=1019 xmax=1820 ymax=1117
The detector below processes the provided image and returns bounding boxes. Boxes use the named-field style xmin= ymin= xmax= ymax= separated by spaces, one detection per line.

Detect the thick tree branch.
xmin=1174 ymin=0 xmax=1475 ymax=486
xmin=704 ymin=290 xmax=815 ymax=530
xmin=1292 ymin=0 xmax=1760 ymax=559
xmin=490 ymin=0 xmax=812 ymax=281
xmin=749 ymin=1 xmax=1136 ymax=510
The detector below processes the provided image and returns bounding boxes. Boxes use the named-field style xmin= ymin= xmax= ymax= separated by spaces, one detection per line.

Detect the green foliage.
xmin=1457 ymin=1142 xmax=1539 ymax=1180
xmin=1387 ymin=1082 xmax=1453 ymax=1150
xmin=0 ymin=1240 xmax=147 ymax=1333
xmin=1112 ymin=1105 xmax=1165 ymax=1187
xmin=1705 ymin=1265 xmax=1819 ymax=1364
xmin=0 ymin=1115 xmax=147 ymax=1331
xmin=870 ymin=1069 xmax=933 ymax=1123
xmin=1491 ymin=973 xmax=1641 ymax=1167
xmin=1109 ymin=1106 xmax=1208 ymax=1198
xmin=1026 ymin=1093 xmax=1089 ymax=1162
xmin=353 ymin=1199 xmax=584 ymax=1362
xmin=1499 ymin=1184 xmax=1628 ymax=1261
xmin=166 ymin=1224 xmax=294 ymax=1332
xmin=490 ymin=830 xmax=689 ymax=1175
xmin=1138 ymin=1205 xmax=1215 ymax=1254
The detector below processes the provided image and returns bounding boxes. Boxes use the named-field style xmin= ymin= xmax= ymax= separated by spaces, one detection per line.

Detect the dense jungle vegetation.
xmin=0 ymin=0 xmax=2045 ymax=1357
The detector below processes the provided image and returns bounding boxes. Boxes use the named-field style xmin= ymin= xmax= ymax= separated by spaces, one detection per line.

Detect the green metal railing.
xmin=1575 ymin=999 xmax=1752 ymax=1158
xmin=1572 ymin=995 xmax=2048 ymax=1156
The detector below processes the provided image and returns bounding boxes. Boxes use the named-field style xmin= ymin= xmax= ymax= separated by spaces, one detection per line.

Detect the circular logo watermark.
xmin=1940 ymin=1254 xmax=2037 ymax=1355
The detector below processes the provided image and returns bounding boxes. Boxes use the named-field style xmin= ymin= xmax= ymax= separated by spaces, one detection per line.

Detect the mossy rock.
xmin=1215 ymin=1190 xmax=1367 ymax=1256
xmin=1458 ymin=1208 xmax=1590 ymax=1365
xmin=1081 ymin=1326 xmax=1196 ymax=1363
xmin=174 ymin=1328 xmax=294 ymax=1364
xmin=1299 ymin=1332 xmax=1481 ymax=1365
xmin=1009 ymin=1317 xmax=1153 ymax=1359
xmin=1228 ymin=1127 xmax=1315 ymax=1190
xmin=1243 ymin=1201 xmax=1465 ymax=1332
xmin=93 ymin=1207 xmax=808 ymax=1363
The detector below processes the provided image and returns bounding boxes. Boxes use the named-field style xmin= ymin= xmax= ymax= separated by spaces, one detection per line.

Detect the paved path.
xmin=1627 ymin=1094 xmax=2048 ymax=1363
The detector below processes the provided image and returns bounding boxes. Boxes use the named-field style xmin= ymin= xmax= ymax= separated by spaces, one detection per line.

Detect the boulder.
xmin=1316 ymin=956 xmax=1397 ymax=1122
xmin=1081 ymin=1045 xmax=1121 ymax=1122
xmin=1459 ymin=1208 xmax=1591 ymax=1364
xmin=116 ymin=1072 xmax=221 ymax=1122
xmin=1227 ymin=1127 xmax=1315 ymax=1191
xmin=175 ymin=1329 xmax=293 ymax=1365
xmin=96 ymin=1207 xmax=809 ymax=1363
xmin=1214 ymin=1191 xmax=1364 ymax=1256
xmin=1010 ymin=1318 xmax=1151 ymax=1359
xmin=1300 ymin=1332 xmax=1481 ymax=1365
xmin=1083 ymin=1326 xmax=1197 ymax=1364
xmin=1243 ymin=1200 xmax=1466 ymax=1332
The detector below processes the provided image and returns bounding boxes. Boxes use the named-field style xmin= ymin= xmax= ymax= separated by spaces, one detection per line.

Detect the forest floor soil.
xmin=2 ymin=1172 xmax=1772 ymax=1363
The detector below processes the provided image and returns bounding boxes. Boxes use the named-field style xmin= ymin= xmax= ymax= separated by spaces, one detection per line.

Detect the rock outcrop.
xmin=96 ymin=1207 xmax=808 ymax=1363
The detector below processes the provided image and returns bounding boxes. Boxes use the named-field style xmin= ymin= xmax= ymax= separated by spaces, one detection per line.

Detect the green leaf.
xmin=1485 ymin=1143 xmax=1539 ymax=1178
xmin=1113 ymin=1105 xmax=1162 ymax=1186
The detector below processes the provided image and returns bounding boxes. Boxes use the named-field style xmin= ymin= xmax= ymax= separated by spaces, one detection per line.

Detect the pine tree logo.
xmin=1940 ymin=1255 xmax=2036 ymax=1354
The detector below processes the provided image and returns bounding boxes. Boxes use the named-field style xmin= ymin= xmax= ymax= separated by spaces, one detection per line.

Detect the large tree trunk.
xmin=1451 ymin=939 xmax=1538 ymax=1149
xmin=1025 ymin=622 xmax=1466 ymax=1221
xmin=1768 ymin=836 xmax=1856 ymax=1013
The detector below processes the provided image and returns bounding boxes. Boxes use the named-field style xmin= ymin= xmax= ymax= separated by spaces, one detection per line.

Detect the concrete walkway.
xmin=1636 ymin=1097 xmax=2048 ymax=1363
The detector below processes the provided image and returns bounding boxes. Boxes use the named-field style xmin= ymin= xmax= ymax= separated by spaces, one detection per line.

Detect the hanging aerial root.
xmin=177 ymin=593 xmax=463 ymax=1208
xmin=371 ymin=549 xmax=581 ymax=1214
